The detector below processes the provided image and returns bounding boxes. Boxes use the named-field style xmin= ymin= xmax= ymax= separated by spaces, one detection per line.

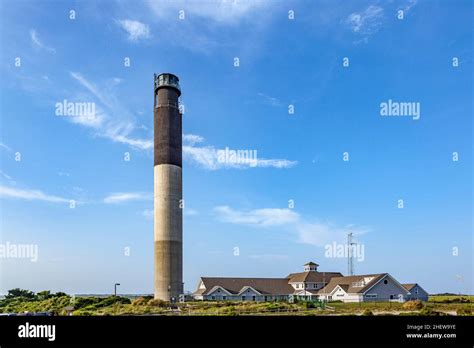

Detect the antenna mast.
xmin=347 ymin=232 xmax=356 ymax=276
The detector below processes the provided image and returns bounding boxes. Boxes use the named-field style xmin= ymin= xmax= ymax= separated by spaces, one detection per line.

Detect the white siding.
xmin=326 ymin=286 xmax=362 ymax=303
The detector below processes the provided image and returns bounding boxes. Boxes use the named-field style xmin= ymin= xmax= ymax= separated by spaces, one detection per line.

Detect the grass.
xmin=1 ymin=294 xmax=471 ymax=316
xmin=428 ymin=295 xmax=473 ymax=303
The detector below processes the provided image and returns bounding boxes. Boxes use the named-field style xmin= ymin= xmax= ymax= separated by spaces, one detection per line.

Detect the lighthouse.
xmin=153 ymin=73 xmax=183 ymax=301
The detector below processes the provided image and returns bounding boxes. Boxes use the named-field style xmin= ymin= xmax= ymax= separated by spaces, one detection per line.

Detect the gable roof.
xmin=337 ymin=284 xmax=350 ymax=292
xmin=403 ymin=283 xmax=428 ymax=294
xmin=318 ymin=274 xmax=388 ymax=295
xmin=402 ymin=283 xmax=417 ymax=291
xmin=304 ymin=262 xmax=319 ymax=266
xmin=287 ymin=271 xmax=343 ymax=283
xmin=194 ymin=277 xmax=295 ymax=296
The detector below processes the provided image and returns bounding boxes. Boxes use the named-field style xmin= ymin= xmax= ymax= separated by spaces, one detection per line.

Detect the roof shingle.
xmin=196 ymin=277 xmax=295 ymax=296
xmin=318 ymin=274 xmax=387 ymax=295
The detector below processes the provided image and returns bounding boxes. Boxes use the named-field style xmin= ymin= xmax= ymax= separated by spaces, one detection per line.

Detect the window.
xmin=415 ymin=288 xmax=419 ymax=294
xmin=264 ymin=296 xmax=268 ymax=301
xmin=384 ymin=279 xmax=388 ymax=285
xmin=242 ymin=296 xmax=246 ymax=301
xmin=252 ymin=296 xmax=256 ymax=301
xmin=217 ymin=289 xmax=220 ymax=293
xmin=211 ymin=296 xmax=215 ymax=300
xmin=223 ymin=296 xmax=227 ymax=300
xmin=366 ymin=294 xmax=377 ymax=298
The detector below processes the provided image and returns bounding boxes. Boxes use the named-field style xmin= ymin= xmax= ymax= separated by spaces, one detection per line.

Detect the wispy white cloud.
xmin=117 ymin=19 xmax=151 ymax=41
xmin=68 ymin=72 xmax=152 ymax=150
xmin=346 ymin=5 xmax=383 ymax=43
xmin=0 ymin=171 xmax=16 ymax=186
xmin=183 ymin=134 xmax=204 ymax=146
xmin=68 ymin=74 xmax=293 ymax=164
xmin=183 ymin=136 xmax=297 ymax=170
xmin=29 ymin=29 xmax=56 ymax=53
xmin=0 ymin=185 xmax=69 ymax=204
xmin=214 ymin=206 xmax=299 ymax=226
xmin=257 ymin=92 xmax=284 ymax=107
xmin=103 ymin=192 xmax=152 ymax=204
xmin=253 ymin=159 xmax=297 ymax=169
xmin=146 ymin=0 xmax=268 ymax=25
xmin=400 ymin=0 xmax=418 ymax=13
xmin=67 ymin=106 xmax=106 ymax=129
xmin=142 ymin=0 xmax=272 ymax=54
xmin=0 ymin=142 xmax=12 ymax=152
xmin=213 ymin=205 xmax=369 ymax=247
xmin=70 ymin=72 xmax=113 ymax=109
xmin=0 ymin=170 xmax=13 ymax=181
xmin=142 ymin=209 xmax=153 ymax=220
xmin=108 ymin=134 xmax=152 ymax=150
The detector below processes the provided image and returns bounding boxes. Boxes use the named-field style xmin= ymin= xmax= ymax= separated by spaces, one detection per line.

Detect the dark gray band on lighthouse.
xmin=154 ymin=74 xmax=182 ymax=167
xmin=154 ymin=89 xmax=182 ymax=167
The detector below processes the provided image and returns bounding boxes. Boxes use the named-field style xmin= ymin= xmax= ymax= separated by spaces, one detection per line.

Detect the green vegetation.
xmin=5 ymin=288 xmax=36 ymax=300
xmin=0 ymin=289 xmax=472 ymax=316
xmin=456 ymin=306 xmax=472 ymax=316
xmin=402 ymin=300 xmax=423 ymax=310
xmin=429 ymin=295 xmax=473 ymax=303
xmin=0 ymin=295 xmax=72 ymax=315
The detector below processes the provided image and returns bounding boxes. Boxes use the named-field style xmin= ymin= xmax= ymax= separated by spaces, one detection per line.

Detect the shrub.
xmin=74 ymin=297 xmax=100 ymax=309
xmin=456 ymin=297 xmax=470 ymax=304
xmin=362 ymin=309 xmax=374 ymax=316
xmin=98 ymin=296 xmax=131 ymax=307
xmin=456 ymin=307 xmax=472 ymax=316
xmin=36 ymin=291 xmax=52 ymax=300
xmin=403 ymin=300 xmax=423 ymax=310
xmin=419 ymin=307 xmax=442 ymax=316
xmin=433 ymin=296 xmax=471 ymax=304
xmin=5 ymin=288 xmax=36 ymax=300
xmin=223 ymin=306 xmax=238 ymax=316
xmin=132 ymin=297 xmax=148 ymax=306
xmin=148 ymin=299 xmax=168 ymax=307
xmin=53 ymin=292 xmax=68 ymax=298
xmin=266 ymin=302 xmax=287 ymax=311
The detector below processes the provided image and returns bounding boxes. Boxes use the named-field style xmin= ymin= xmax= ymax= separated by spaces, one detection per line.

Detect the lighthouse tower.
xmin=153 ymin=73 xmax=183 ymax=301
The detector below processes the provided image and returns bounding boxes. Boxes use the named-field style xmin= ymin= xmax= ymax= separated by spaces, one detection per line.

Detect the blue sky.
xmin=0 ymin=0 xmax=472 ymax=295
